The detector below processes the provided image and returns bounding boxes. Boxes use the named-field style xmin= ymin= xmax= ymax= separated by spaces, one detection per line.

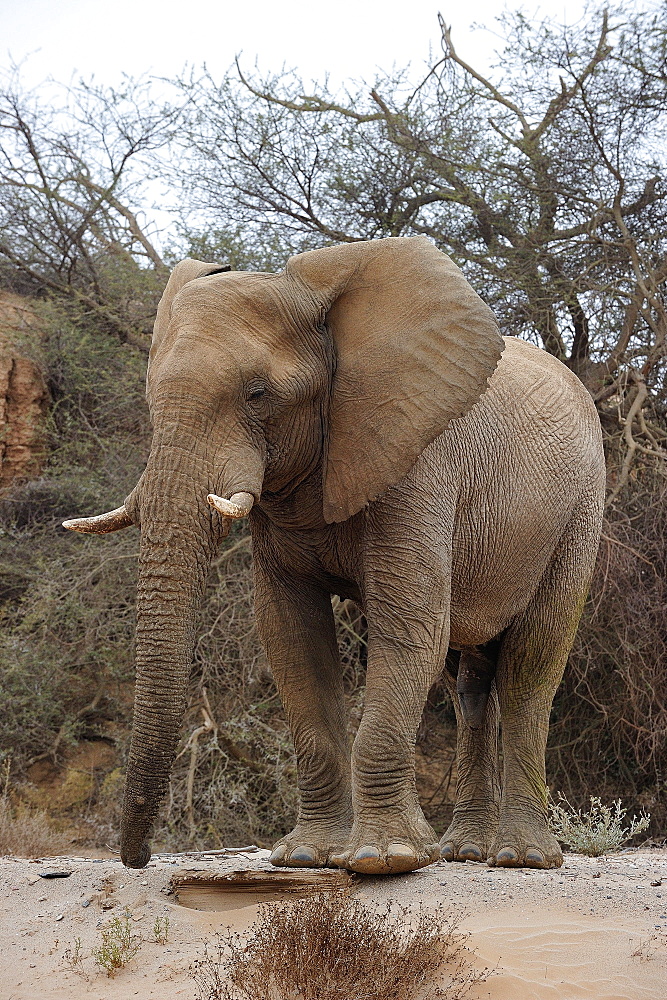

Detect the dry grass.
xmin=631 ymin=932 xmax=667 ymax=962
xmin=190 ymin=892 xmax=486 ymax=1000
xmin=0 ymin=797 xmax=70 ymax=857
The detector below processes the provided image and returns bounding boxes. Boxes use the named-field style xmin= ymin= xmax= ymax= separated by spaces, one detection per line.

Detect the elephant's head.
xmin=62 ymin=235 xmax=503 ymax=868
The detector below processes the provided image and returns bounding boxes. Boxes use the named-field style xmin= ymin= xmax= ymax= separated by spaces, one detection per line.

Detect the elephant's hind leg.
xmin=440 ymin=646 xmax=501 ymax=863
xmin=489 ymin=493 xmax=603 ymax=870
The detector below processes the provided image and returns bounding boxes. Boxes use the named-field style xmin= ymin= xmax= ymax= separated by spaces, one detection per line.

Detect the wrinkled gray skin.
xmin=64 ymin=237 xmax=605 ymax=875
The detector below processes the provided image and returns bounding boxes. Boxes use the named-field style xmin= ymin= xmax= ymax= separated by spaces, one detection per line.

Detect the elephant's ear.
xmin=148 ymin=259 xmax=230 ymax=392
xmin=286 ymin=236 xmax=504 ymax=523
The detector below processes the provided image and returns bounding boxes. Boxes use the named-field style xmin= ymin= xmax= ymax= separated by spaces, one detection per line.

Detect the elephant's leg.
xmin=331 ymin=577 xmax=449 ymax=875
xmin=489 ymin=499 xmax=600 ymax=870
xmin=439 ymin=649 xmax=501 ymax=864
xmin=254 ymin=569 xmax=352 ymax=868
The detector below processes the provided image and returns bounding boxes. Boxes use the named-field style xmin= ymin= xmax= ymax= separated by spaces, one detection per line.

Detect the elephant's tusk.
xmin=62 ymin=505 xmax=134 ymax=534
xmin=207 ymin=492 xmax=255 ymax=518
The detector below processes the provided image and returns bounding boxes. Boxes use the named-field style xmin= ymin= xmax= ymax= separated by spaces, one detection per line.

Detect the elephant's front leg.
xmin=254 ymin=568 xmax=352 ymax=868
xmin=331 ymin=573 xmax=449 ymax=874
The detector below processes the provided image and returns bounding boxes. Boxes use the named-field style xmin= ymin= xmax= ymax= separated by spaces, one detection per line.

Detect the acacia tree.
xmin=0 ymin=72 xmax=172 ymax=347
xmin=173 ymin=3 xmax=667 ymax=498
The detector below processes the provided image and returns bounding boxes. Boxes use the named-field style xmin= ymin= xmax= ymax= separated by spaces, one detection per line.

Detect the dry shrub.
xmin=0 ymin=797 xmax=70 ymax=857
xmin=549 ymin=794 xmax=650 ymax=856
xmin=0 ymin=309 xmax=147 ymax=777
xmin=549 ymin=474 xmax=667 ymax=834
xmin=0 ymin=525 xmax=140 ymax=769
xmin=191 ymin=893 xmax=485 ymax=1000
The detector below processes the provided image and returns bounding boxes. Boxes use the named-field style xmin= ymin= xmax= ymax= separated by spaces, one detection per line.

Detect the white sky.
xmin=2 ymin=0 xmax=588 ymax=88
xmin=1 ymin=0 xmax=591 ymax=249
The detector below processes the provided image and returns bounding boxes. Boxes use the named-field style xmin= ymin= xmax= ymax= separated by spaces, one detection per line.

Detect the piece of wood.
xmin=171 ymin=867 xmax=357 ymax=896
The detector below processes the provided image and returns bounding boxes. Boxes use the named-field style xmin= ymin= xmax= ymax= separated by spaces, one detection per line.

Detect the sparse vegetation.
xmin=549 ymin=794 xmax=651 ymax=857
xmin=62 ymin=907 xmax=170 ymax=980
xmin=631 ymin=932 xmax=667 ymax=962
xmin=0 ymin=797 xmax=71 ymax=857
xmin=91 ymin=909 xmax=141 ymax=977
xmin=0 ymin=759 xmax=71 ymax=856
xmin=63 ymin=936 xmax=87 ymax=978
xmin=152 ymin=914 xmax=170 ymax=945
xmin=190 ymin=893 xmax=486 ymax=1000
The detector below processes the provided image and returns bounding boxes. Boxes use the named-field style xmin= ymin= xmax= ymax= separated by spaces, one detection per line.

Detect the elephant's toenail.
xmin=525 ymin=849 xmax=545 ymax=866
xmin=428 ymin=843 xmax=441 ymax=863
xmin=387 ymin=843 xmax=416 ymax=859
xmin=289 ymin=847 xmax=316 ymax=864
xmin=459 ymin=843 xmax=483 ymax=862
xmin=440 ymin=844 xmax=454 ymax=862
xmin=353 ymin=846 xmax=380 ymax=862
xmin=269 ymin=845 xmax=287 ymax=864
xmin=495 ymin=848 xmax=519 ymax=865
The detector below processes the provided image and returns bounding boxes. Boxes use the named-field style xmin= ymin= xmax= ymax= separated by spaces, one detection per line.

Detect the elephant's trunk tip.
xmin=121 ymin=840 xmax=152 ymax=870
xmin=207 ymin=491 xmax=255 ymax=518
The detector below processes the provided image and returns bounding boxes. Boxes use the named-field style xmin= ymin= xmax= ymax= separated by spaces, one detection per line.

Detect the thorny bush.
xmin=190 ymin=893 xmax=487 ymax=1000
xmin=548 ymin=470 xmax=667 ymax=835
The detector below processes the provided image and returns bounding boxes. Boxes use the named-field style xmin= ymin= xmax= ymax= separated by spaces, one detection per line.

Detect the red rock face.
xmin=0 ymin=294 xmax=49 ymax=489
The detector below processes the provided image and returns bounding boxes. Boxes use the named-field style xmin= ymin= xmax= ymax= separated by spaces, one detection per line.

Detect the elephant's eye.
xmin=246 ymin=385 xmax=267 ymax=401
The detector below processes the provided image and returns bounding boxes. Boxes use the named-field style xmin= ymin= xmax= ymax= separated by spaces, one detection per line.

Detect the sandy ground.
xmin=0 ymin=848 xmax=666 ymax=999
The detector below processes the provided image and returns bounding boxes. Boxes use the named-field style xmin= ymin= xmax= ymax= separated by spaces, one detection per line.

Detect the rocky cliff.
xmin=0 ymin=294 xmax=49 ymax=489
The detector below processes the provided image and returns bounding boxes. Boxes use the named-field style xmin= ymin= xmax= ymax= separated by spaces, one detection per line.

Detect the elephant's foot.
xmin=330 ymin=811 xmax=440 ymax=875
xmin=440 ymin=805 xmax=498 ymax=862
xmin=487 ymin=812 xmax=563 ymax=869
xmin=269 ymin=820 xmax=351 ymax=868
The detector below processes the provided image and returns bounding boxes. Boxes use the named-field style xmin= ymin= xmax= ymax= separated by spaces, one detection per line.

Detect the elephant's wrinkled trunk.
xmin=119 ymin=437 xmax=263 ymax=868
xmin=120 ymin=510 xmax=215 ymax=867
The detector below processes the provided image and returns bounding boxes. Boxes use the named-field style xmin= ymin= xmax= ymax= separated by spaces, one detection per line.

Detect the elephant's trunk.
xmin=119 ymin=435 xmax=263 ymax=868
xmin=120 ymin=505 xmax=215 ymax=867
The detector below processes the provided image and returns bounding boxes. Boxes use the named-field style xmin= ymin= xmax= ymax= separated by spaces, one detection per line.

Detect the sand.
xmin=0 ymin=848 xmax=665 ymax=999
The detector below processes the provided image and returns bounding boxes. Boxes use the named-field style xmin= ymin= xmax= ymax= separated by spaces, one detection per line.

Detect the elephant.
xmin=63 ymin=235 xmax=605 ymax=875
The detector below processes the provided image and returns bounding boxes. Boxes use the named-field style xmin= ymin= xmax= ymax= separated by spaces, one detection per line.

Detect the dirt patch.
xmin=0 ymin=849 xmax=665 ymax=998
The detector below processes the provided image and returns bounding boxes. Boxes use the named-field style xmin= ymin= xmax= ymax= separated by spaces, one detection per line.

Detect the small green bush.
xmin=549 ymin=794 xmax=651 ymax=856
xmin=92 ymin=909 xmax=141 ymax=977
xmin=152 ymin=914 xmax=170 ymax=945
